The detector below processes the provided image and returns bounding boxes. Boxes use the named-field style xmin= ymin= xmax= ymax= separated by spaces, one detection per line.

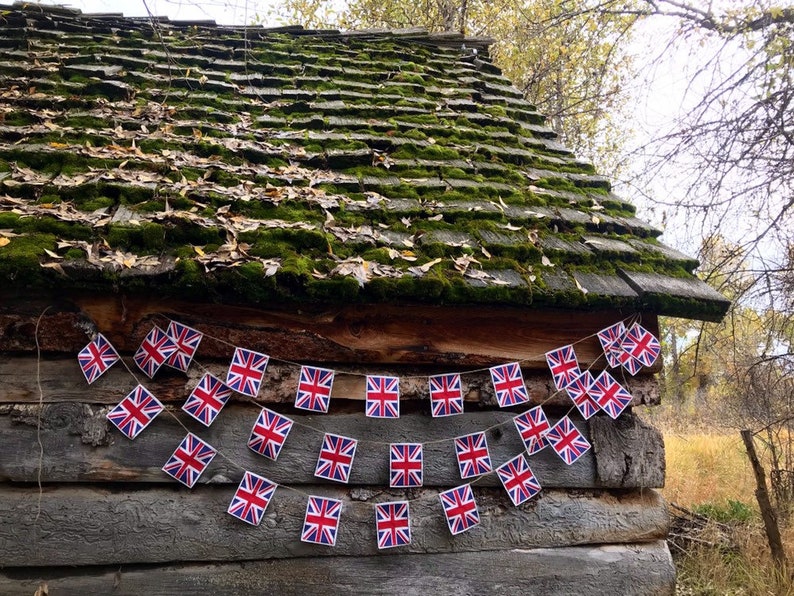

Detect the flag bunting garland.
xmin=81 ymin=314 xmax=655 ymax=547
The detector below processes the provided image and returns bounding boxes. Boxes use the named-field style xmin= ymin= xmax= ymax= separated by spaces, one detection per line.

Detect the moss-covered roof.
xmin=0 ymin=3 xmax=729 ymax=320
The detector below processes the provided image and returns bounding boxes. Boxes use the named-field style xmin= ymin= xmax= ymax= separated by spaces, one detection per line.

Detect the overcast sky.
xmin=39 ymin=0 xmax=279 ymax=24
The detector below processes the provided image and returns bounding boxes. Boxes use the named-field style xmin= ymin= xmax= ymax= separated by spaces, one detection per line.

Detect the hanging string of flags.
xmin=76 ymin=314 xmax=661 ymax=548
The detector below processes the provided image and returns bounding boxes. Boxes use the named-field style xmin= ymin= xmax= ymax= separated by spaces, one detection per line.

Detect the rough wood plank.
xmin=0 ymin=541 xmax=675 ymax=595
xmin=591 ymin=414 xmax=666 ymax=488
xmin=0 ymin=356 xmax=661 ymax=407
xmin=1 ymin=293 xmax=661 ymax=369
xmin=0 ymin=406 xmax=664 ymax=488
xmin=0 ymin=485 xmax=669 ymax=566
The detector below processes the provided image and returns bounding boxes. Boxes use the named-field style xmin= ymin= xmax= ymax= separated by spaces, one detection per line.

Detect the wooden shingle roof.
xmin=0 ymin=3 xmax=729 ymax=320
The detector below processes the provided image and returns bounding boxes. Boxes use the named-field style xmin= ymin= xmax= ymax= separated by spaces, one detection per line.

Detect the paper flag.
xmin=545 ymin=345 xmax=581 ymax=391
xmin=565 ymin=370 xmax=600 ymax=419
xmin=165 ymin=321 xmax=203 ymax=372
xmin=314 ymin=433 xmax=357 ymax=483
xmin=77 ymin=333 xmax=119 ymax=384
xmin=439 ymin=484 xmax=480 ymax=535
xmin=496 ymin=453 xmax=541 ymax=506
xmin=376 ymin=501 xmax=411 ymax=549
xmin=429 ymin=373 xmax=464 ymax=417
xmin=597 ymin=321 xmax=627 ymax=368
xmin=589 ymin=370 xmax=633 ymax=419
xmin=226 ymin=347 xmax=269 ymax=397
xmin=134 ymin=326 xmax=178 ymax=378
xmin=489 ymin=362 xmax=530 ymax=407
xmin=454 ymin=431 xmax=492 ymax=479
xmin=546 ymin=416 xmax=591 ymax=465
xmin=248 ymin=407 xmax=294 ymax=461
xmin=295 ymin=365 xmax=334 ymax=413
xmin=621 ymin=323 xmax=661 ymax=367
xmin=162 ymin=432 xmax=217 ymax=488
xmin=365 ymin=375 xmax=400 ymax=419
xmin=182 ymin=373 xmax=232 ymax=427
xmin=302 ymin=496 xmax=342 ymax=546
xmin=227 ymin=471 xmax=277 ymax=526
xmin=106 ymin=384 xmax=163 ymax=440
xmin=390 ymin=443 xmax=423 ymax=488
xmin=513 ymin=406 xmax=550 ymax=455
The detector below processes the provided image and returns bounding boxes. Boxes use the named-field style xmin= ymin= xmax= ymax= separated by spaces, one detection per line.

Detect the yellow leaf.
xmin=0 ymin=237 xmax=10 ymax=247
xmin=193 ymin=245 xmax=205 ymax=257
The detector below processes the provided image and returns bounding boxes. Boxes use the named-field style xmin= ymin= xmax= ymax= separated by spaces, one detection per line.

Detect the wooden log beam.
xmin=0 ymin=485 xmax=669 ymax=566
xmin=0 ymin=405 xmax=664 ymax=489
xmin=1 ymin=293 xmax=661 ymax=369
xmin=0 ymin=356 xmax=661 ymax=407
xmin=0 ymin=541 xmax=676 ymax=595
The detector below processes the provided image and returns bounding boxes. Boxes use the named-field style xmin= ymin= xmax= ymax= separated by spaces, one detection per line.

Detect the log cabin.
xmin=0 ymin=3 xmax=729 ymax=594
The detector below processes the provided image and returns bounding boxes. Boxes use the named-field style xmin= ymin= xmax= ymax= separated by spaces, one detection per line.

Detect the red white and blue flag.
xmin=589 ymin=370 xmax=633 ymax=419
xmin=314 ymin=433 xmax=357 ymax=483
xmin=134 ymin=326 xmax=178 ymax=378
xmin=295 ymin=365 xmax=334 ymax=413
xmin=248 ymin=407 xmax=294 ymax=461
xmin=78 ymin=333 xmax=120 ymax=384
xmin=301 ymin=496 xmax=342 ymax=546
xmin=182 ymin=373 xmax=232 ymax=427
xmin=496 ymin=453 xmax=542 ymax=506
xmin=376 ymin=501 xmax=411 ymax=549
xmin=513 ymin=406 xmax=550 ymax=455
xmin=429 ymin=373 xmax=464 ymax=417
xmin=546 ymin=416 xmax=591 ymax=465
xmin=439 ymin=484 xmax=480 ymax=535
xmin=226 ymin=347 xmax=269 ymax=397
xmin=365 ymin=375 xmax=400 ymax=419
xmin=162 ymin=432 xmax=217 ymax=488
xmin=621 ymin=323 xmax=661 ymax=368
xmin=389 ymin=443 xmax=423 ymax=488
xmin=597 ymin=321 xmax=627 ymax=368
xmin=545 ymin=345 xmax=581 ymax=391
xmin=489 ymin=362 xmax=530 ymax=407
xmin=166 ymin=321 xmax=203 ymax=372
xmin=617 ymin=347 xmax=644 ymax=375
xmin=106 ymin=384 xmax=163 ymax=440
xmin=227 ymin=471 xmax=277 ymax=526
xmin=454 ymin=431 xmax=492 ymax=479
xmin=565 ymin=370 xmax=600 ymax=420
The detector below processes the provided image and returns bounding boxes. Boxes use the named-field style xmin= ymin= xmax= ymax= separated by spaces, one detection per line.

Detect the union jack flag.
xmin=617 ymin=347 xmax=644 ymax=375
xmin=248 ymin=407 xmax=294 ymax=461
xmin=182 ymin=373 xmax=232 ymax=427
xmin=621 ymin=323 xmax=661 ymax=367
xmin=106 ymin=384 xmax=163 ymax=440
xmin=589 ymin=370 xmax=633 ymax=419
xmin=134 ymin=326 xmax=178 ymax=379
xmin=78 ymin=333 xmax=119 ymax=384
xmin=295 ymin=365 xmax=334 ymax=413
xmin=227 ymin=471 xmax=277 ymax=526
xmin=439 ymin=484 xmax=480 ymax=535
xmin=454 ymin=431 xmax=492 ymax=479
xmin=489 ymin=362 xmax=530 ymax=408
xmin=513 ymin=406 xmax=550 ymax=455
xmin=365 ymin=375 xmax=400 ymax=419
xmin=546 ymin=416 xmax=591 ymax=465
xmin=545 ymin=345 xmax=581 ymax=391
xmin=301 ymin=496 xmax=342 ymax=546
xmin=162 ymin=432 xmax=217 ymax=488
xmin=496 ymin=453 xmax=541 ymax=506
xmin=597 ymin=321 xmax=627 ymax=368
xmin=166 ymin=321 xmax=203 ymax=372
xmin=390 ymin=443 xmax=423 ymax=488
xmin=376 ymin=501 xmax=411 ymax=549
xmin=226 ymin=347 xmax=269 ymax=397
xmin=314 ymin=433 xmax=357 ymax=483
xmin=565 ymin=370 xmax=599 ymax=419
xmin=429 ymin=373 xmax=464 ymax=417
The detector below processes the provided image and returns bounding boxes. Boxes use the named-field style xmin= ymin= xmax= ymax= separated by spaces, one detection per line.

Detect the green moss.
xmin=78 ymin=196 xmax=116 ymax=211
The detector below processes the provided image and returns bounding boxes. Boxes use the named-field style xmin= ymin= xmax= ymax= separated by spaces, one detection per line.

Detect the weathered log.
xmin=0 ymin=485 xmax=668 ymax=566
xmin=0 ymin=405 xmax=664 ymax=488
xmin=0 ymin=356 xmax=661 ymax=407
xmin=1 ymin=294 xmax=661 ymax=369
xmin=0 ymin=541 xmax=676 ymax=595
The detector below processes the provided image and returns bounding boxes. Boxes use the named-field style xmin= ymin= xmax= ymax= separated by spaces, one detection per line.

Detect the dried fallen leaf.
xmin=541 ymin=255 xmax=554 ymax=268
xmin=0 ymin=237 xmax=10 ymax=247
xmin=574 ymin=277 xmax=589 ymax=295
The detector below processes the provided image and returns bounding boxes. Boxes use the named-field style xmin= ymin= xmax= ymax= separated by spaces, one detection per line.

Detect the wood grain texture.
xmin=0 ymin=356 xmax=661 ymax=407
xmin=0 ymin=405 xmax=664 ymax=488
xmin=0 ymin=541 xmax=675 ymax=595
xmin=0 ymin=485 xmax=669 ymax=566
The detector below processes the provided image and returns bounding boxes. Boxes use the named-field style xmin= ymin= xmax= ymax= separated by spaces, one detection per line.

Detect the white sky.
xmin=38 ymin=0 xmax=279 ymax=24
